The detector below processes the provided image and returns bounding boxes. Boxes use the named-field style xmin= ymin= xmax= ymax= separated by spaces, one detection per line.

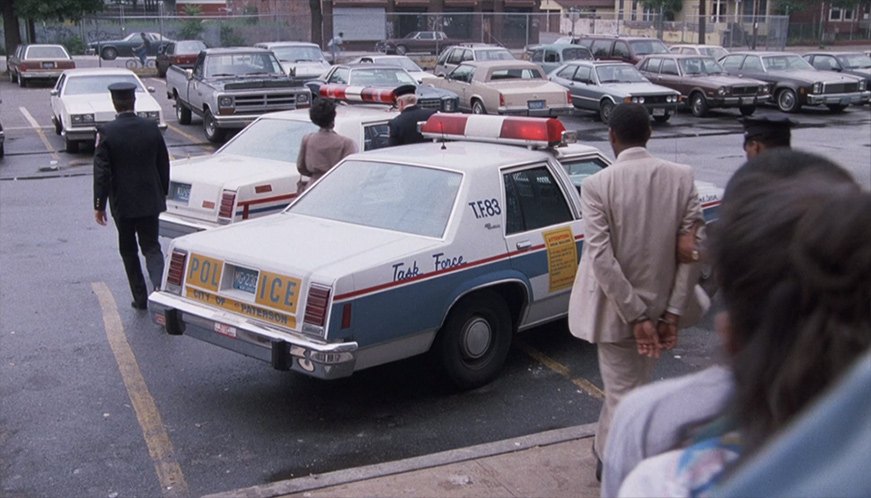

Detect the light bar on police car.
xmin=420 ymin=114 xmax=573 ymax=148
xmin=318 ymin=84 xmax=397 ymax=105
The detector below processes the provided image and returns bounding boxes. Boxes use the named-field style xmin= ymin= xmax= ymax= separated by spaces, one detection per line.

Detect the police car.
xmin=159 ymin=86 xmax=401 ymax=238
xmin=149 ymin=114 xmax=722 ymax=389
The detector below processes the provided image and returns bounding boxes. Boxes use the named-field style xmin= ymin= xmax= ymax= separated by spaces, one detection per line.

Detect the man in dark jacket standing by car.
xmin=94 ymin=82 xmax=170 ymax=310
xmin=388 ymin=85 xmax=436 ymax=146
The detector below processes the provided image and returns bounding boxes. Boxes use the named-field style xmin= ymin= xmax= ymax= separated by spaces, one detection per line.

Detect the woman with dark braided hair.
xmin=617 ymin=150 xmax=871 ymax=497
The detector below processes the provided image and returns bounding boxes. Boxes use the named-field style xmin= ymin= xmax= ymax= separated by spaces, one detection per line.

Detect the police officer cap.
xmin=393 ymin=84 xmax=417 ymax=98
xmin=741 ymin=116 xmax=795 ymax=139
xmin=108 ymin=82 xmax=137 ymax=99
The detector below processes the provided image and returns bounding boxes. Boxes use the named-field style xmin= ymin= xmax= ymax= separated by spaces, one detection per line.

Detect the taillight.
xmin=303 ymin=286 xmax=331 ymax=328
xmin=566 ymin=90 xmax=573 ymax=104
xmin=218 ymin=190 xmax=236 ymax=220
xmin=166 ymin=250 xmax=187 ymax=289
xmin=499 ymin=94 xmax=506 ymax=107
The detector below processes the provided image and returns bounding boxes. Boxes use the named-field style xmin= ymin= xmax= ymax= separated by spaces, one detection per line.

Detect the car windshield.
xmin=763 ymin=55 xmax=814 ymax=71
xmin=476 ymin=49 xmax=514 ymax=61
xmin=596 ymin=65 xmax=646 ymax=83
xmin=64 ymin=75 xmax=145 ymax=95
xmin=204 ymin=52 xmax=283 ymax=77
xmin=26 ymin=46 xmax=70 ymax=59
xmin=219 ymin=118 xmax=316 ymax=161
xmin=175 ymin=41 xmax=206 ymax=54
xmin=349 ymin=67 xmax=417 ymax=86
xmin=699 ymin=46 xmax=728 ymax=60
xmin=487 ymin=67 xmax=544 ymax=80
xmin=839 ymin=53 xmax=871 ymax=69
xmin=629 ymin=40 xmax=669 ymax=55
xmin=290 ymin=160 xmax=462 ymax=238
xmin=271 ymin=46 xmax=325 ymax=62
xmin=679 ymin=57 xmax=725 ymax=75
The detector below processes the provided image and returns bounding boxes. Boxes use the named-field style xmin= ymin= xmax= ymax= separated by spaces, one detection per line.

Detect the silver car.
xmin=549 ymin=60 xmax=680 ymax=123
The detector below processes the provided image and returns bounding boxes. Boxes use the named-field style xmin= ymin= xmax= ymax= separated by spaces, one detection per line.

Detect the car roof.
xmin=578 ymin=35 xmax=658 ymax=41
xmin=727 ymin=51 xmax=800 ymax=56
xmin=804 ymin=51 xmax=865 ymax=55
xmin=464 ymin=60 xmax=539 ymax=69
xmin=255 ymin=41 xmax=319 ymax=48
xmin=261 ymin=103 xmax=398 ymax=122
xmin=60 ymin=68 xmax=139 ymax=77
xmin=343 ymin=63 xmax=408 ymax=70
xmin=648 ymin=53 xmax=714 ymax=59
xmin=563 ymin=60 xmax=632 ymax=67
xmin=671 ymin=44 xmax=723 ymax=48
xmin=203 ymin=47 xmax=271 ymax=54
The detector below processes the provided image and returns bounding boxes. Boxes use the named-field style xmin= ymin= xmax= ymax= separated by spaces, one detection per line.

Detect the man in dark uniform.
xmin=94 ymin=82 xmax=170 ymax=310
xmin=388 ymin=85 xmax=437 ymax=146
xmin=741 ymin=116 xmax=795 ymax=159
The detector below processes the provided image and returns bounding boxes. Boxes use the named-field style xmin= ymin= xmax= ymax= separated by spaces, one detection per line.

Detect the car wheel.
xmin=53 ymin=117 xmax=62 ymax=136
xmin=176 ymin=101 xmax=192 ymax=125
xmin=64 ymin=137 xmax=79 ymax=154
xmin=203 ymin=109 xmax=224 ymax=143
xmin=739 ymin=105 xmax=756 ymax=116
xmin=8 ymin=70 xmax=15 ymax=83
xmin=599 ymin=100 xmax=615 ymax=123
xmin=0 ymin=142 xmax=4 ymax=159
xmin=101 ymin=47 xmax=118 ymax=60
xmin=826 ymin=104 xmax=847 ymax=113
xmin=776 ymin=88 xmax=800 ymax=113
xmin=433 ymin=290 xmax=512 ymax=390
xmin=18 ymin=75 xmax=26 ymax=88
xmin=471 ymin=99 xmax=487 ymax=114
xmin=690 ymin=92 xmax=709 ymax=117
xmin=653 ymin=113 xmax=671 ymax=123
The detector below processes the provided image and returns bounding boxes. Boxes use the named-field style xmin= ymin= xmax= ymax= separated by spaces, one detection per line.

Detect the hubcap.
xmin=780 ymin=91 xmax=794 ymax=110
xmin=462 ymin=317 xmax=492 ymax=359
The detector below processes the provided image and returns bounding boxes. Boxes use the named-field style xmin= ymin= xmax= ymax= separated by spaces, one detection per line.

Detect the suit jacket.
xmin=388 ymin=105 xmax=436 ymax=146
xmin=568 ymin=147 xmax=702 ymax=344
xmin=296 ymin=128 xmax=357 ymax=183
xmin=93 ymin=112 xmax=170 ymax=219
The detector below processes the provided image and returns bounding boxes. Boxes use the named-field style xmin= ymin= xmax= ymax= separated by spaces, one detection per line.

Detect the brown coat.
xmin=296 ymin=128 xmax=357 ymax=185
xmin=568 ymin=147 xmax=702 ymax=344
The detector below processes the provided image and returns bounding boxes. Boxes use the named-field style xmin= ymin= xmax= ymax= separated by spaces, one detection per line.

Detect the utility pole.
xmin=698 ymin=0 xmax=707 ymax=43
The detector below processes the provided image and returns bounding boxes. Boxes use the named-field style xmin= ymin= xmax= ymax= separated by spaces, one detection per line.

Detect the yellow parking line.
xmin=91 ymin=282 xmax=190 ymax=498
xmin=166 ymin=123 xmax=206 ymax=146
xmin=516 ymin=341 xmax=605 ymax=400
xmin=19 ymin=106 xmax=60 ymax=160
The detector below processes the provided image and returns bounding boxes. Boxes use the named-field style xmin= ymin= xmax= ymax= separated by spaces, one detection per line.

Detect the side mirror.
xmin=50 ymin=89 xmax=59 ymax=96
xmin=185 ymin=69 xmax=193 ymax=80
xmin=147 ymin=86 xmax=155 ymax=93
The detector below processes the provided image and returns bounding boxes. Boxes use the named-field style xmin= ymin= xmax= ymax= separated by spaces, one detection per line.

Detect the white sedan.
xmin=159 ymin=92 xmax=400 ymax=239
xmin=50 ymin=68 xmax=166 ymax=153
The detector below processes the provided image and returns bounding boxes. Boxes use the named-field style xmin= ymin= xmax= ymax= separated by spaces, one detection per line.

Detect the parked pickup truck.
xmin=166 ymin=47 xmax=311 ymax=142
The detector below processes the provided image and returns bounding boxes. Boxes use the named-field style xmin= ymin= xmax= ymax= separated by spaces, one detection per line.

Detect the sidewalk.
xmin=205 ymin=423 xmax=600 ymax=498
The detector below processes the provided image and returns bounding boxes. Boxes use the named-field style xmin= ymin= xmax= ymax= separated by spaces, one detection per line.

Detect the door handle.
xmin=516 ymin=240 xmax=532 ymax=251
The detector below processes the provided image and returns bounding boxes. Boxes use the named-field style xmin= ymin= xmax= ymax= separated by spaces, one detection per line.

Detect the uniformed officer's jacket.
xmin=94 ymin=112 xmax=170 ymax=218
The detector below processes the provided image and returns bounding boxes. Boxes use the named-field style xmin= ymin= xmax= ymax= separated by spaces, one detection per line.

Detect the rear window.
xmin=291 ymin=161 xmax=462 ymax=238
xmin=488 ymin=67 xmax=544 ymax=80
xmin=26 ymin=46 xmax=70 ymax=59
xmin=476 ymin=49 xmax=514 ymax=61
xmin=563 ymin=47 xmax=592 ymax=61
xmin=176 ymin=41 xmax=207 ymax=55
xmin=629 ymin=39 xmax=669 ymax=56
xmin=219 ymin=117 xmax=316 ymax=162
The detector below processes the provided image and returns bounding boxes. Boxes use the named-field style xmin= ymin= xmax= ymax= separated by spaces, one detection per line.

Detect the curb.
xmin=204 ymin=422 xmax=598 ymax=498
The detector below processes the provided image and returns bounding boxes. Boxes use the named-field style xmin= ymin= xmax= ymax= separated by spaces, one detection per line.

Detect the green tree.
xmin=4 ymin=0 xmax=103 ymax=49
xmin=641 ymin=0 xmax=683 ymax=21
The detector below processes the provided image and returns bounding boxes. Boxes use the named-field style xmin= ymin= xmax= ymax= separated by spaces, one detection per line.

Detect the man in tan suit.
xmin=567 ymin=104 xmax=703 ymax=476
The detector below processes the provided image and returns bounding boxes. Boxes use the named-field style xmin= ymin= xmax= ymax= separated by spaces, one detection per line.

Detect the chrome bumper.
xmin=148 ymin=291 xmax=358 ymax=379
xmin=500 ymin=104 xmax=574 ymax=117
xmin=807 ymin=91 xmax=870 ymax=105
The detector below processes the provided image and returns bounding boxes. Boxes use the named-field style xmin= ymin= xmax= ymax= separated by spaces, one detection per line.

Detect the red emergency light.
xmin=318 ymin=84 xmax=397 ymax=105
xmin=420 ymin=114 xmax=570 ymax=148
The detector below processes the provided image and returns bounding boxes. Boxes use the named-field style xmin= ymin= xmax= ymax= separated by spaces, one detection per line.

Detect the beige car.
xmin=424 ymin=60 xmax=573 ymax=116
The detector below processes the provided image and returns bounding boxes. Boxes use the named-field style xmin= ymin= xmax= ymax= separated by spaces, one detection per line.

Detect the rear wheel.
xmin=101 ymin=47 xmax=118 ymax=61
xmin=471 ymin=99 xmax=487 ymax=114
xmin=18 ymin=75 xmax=26 ymax=88
xmin=599 ymin=100 xmax=615 ymax=123
xmin=53 ymin=117 xmax=62 ymax=135
xmin=739 ymin=105 xmax=756 ymax=116
xmin=176 ymin=101 xmax=192 ymax=125
xmin=203 ymin=109 xmax=224 ymax=143
xmin=826 ymin=104 xmax=847 ymax=113
xmin=433 ymin=290 xmax=513 ymax=390
xmin=689 ymin=92 xmax=709 ymax=117
xmin=8 ymin=70 xmax=15 ymax=83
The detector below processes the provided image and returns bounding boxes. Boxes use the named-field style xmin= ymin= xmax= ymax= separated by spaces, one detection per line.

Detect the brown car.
xmin=375 ymin=31 xmax=453 ymax=55
xmin=7 ymin=44 xmax=75 ymax=87
xmin=638 ymin=54 xmax=770 ymax=117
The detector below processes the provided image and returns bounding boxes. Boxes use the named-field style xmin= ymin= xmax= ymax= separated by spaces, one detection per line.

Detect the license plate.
xmin=170 ymin=182 xmax=191 ymax=203
xmin=214 ymin=322 xmax=237 ymax=338
xmin=652 ymin=108 xmax=666 ymax=116
xmin=233 ymin=267 xmax=259 ymax=294
xmin=41 ymin=62 xmax=55 ymax=69
xmin=528 ymin=100 xmax=546 ymax=110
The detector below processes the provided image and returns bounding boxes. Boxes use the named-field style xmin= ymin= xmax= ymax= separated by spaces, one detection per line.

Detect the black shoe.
xmin=131 ymin=300 xmax=148 ymax=310
xmin=596 ymin=457 xmax=603 ymax=482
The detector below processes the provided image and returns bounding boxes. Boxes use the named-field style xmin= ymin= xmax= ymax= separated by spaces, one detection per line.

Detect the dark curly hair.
xmin=608 ymin=103 xmax=651 ymax=147
xmin=710 ymin=149 xmax=870 ymax=455
xmin=309 ymin=99 xmax=337 ymax=129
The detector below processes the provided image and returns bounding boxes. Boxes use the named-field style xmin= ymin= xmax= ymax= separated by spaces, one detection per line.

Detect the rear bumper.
xmin=149 ymin=291 xmax=358 ymax=379
xmin=500 ymin=104 xmax=574 ymax=117
xmin=19 ymin=70 xmax=64 ymax=80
